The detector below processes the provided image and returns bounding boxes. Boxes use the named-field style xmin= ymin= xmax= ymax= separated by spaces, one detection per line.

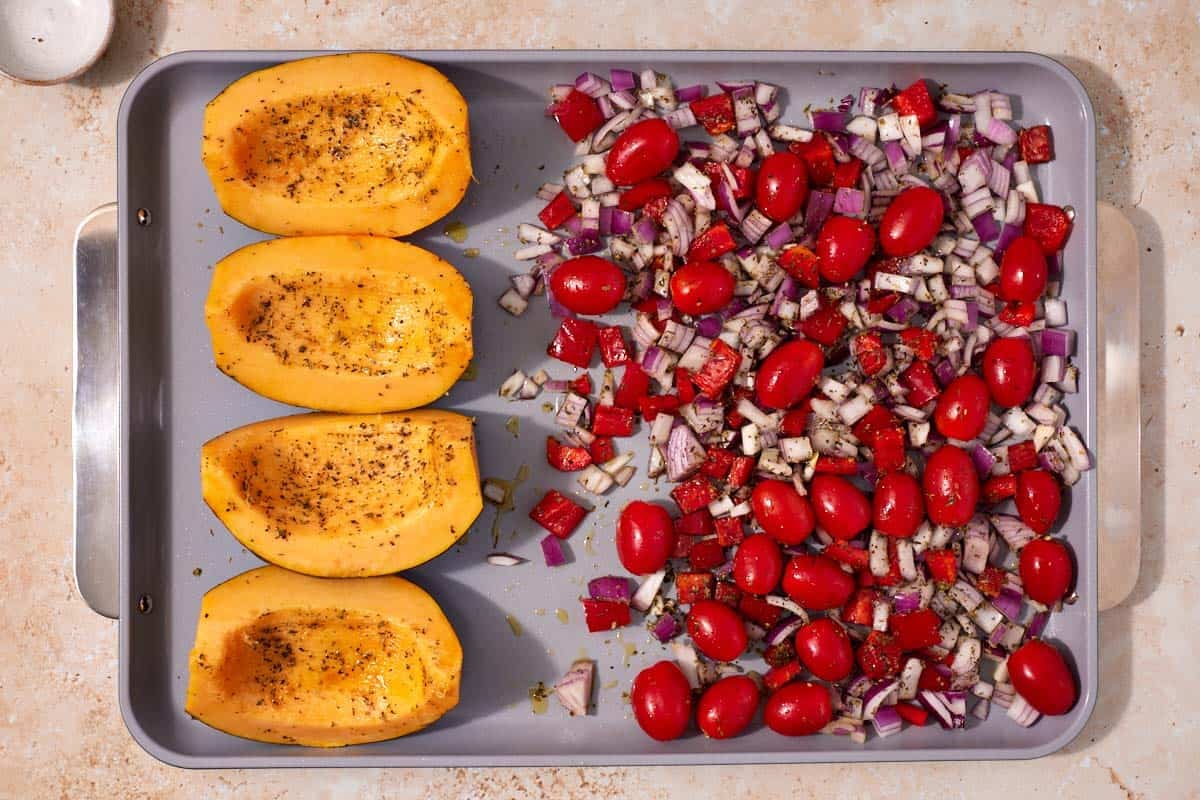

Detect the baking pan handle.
xmin=73 ymin=202 xmax=120 ymax=619
xmin=1096 ymin=201 xmax=1141 ymax=611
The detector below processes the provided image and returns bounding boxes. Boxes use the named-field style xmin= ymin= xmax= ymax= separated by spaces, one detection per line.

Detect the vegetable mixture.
xmin=499 ymin=67 xmax=1089 ymax=742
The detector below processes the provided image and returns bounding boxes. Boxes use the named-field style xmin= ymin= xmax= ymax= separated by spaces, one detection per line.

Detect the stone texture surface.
xmin=0 ymin=1 xmax=1196 ymax=797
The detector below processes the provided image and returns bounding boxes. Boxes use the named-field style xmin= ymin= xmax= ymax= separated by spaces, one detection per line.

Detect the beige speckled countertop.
xmin=1 ymin=1 xmax=1197 ymax=797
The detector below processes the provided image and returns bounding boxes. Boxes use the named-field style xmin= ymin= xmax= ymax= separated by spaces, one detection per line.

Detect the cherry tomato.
xmin=1016 ymin=469 xmax=1062 ymax=534
xmin=755 ymin=151 xmax=809 ymax=222
xmin=763 ymin=681 xmax=833 ymax=736
xmin=816 ymin=216 xmax=876 ymax=282
xmin=670 ymin=260 xmax=735 ymax=315
xmin=999 ymin=236 xmax=1049 ymax=302
xmin=755 ymin=340 xmax=825 ymax=410
xmin=1019 ymin=538 xmax=1074 ymax=604
xmin=933 ymin=374 xmax=991 ymax=441
xmin=733 ymin=534 xmax=784 ymax=595
xmin=782 ymin=553 xmax=856 ymax=610
xmin=750 ymin=479 xmax=816 ymax=545
xmin=630 ymin=660 xmax=693 ymax=740
xmin=982 ymin=337 xmax=1037 ymax=408
xmin=922 ymin=445 xmax=980 ymax=527
xmin=873 ymin=471 xmax=925 ymax=538
xmin=617 ymin=178 xmax=673 ymax=211
xmin=696 ymin=675 xmax=760 ymax=739
xmin=794 ymin=618 xmax=854 ymax=681
xmin=1007 ymin=640 xmax=1077 ymax=715
xmin=686 ymin=600 xmax=748 ymax=662
xmin=548 ymin=256 xmax=627 ymax=315
xmin=605 ymin=118 xmax=680 ymax=186
xmin=616 ymin=501 xmax=676 ymax=575
xmin=552 ymin=89 xmax=604 ymax=142
xmin=879 ymin=186 xmax=944 ymax=257
xmin=809 ymin=475 xmax=871 ymax=541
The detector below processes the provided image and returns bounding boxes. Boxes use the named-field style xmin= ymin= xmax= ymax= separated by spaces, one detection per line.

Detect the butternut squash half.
xmin=187 ymin=565 xmax=462 ymax=746
xmin=202 ymin=52 xmax=471 ymax=236
xmin=205 ymin=235 xmax=473 ymax=413
xmin=201 ymin=410 xmax=482 ymax=576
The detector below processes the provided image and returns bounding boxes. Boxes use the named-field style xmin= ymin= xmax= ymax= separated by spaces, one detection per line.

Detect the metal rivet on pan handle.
xmin=137 ymin=593 xmax=154 ymax=614
xmin=136 ymin=208 xmax=152 ymax=226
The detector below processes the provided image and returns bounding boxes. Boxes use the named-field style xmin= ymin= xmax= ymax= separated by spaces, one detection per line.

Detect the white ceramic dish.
xmin=0 ymin=0 xmax=114 ymax=85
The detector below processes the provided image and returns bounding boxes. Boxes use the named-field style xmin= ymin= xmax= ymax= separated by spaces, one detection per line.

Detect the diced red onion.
xmin=651 ymin=614 xmax=681 ymax=642
xmin=811 ymin=109 xmax=847 ymax=132
xmin=871 ymin=705 xmax=903 ymax=738
xmin=666 ymin=424 xmax=706 ymax=481
xmin=541 ymin=534 xmax=567 ymax=567
xmin=804 ymin=190 xmax=835 ymax=233
xmin=588 ymin=575 xmax=632 ymax=604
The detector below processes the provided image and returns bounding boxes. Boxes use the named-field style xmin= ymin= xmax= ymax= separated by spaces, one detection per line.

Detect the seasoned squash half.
xmin=201 ymin=410 xmax=482 ymax=576
xmin=187 ymin=565 xmax=462 ymax=747
xmin=205 ymin=235 xmax=473 ymax=413
xmin=202 ymin=52 xmax=471 ymax=236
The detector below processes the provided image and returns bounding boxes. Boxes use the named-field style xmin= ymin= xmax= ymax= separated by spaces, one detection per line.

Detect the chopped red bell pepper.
xmin=890 ymin=608 xmax=943 ymax=651
xmin=591 ymin=404 xmax=634 ymax=437
xmin=675 ymin=571 xmax=715 ymax=604
xmin=976 ymin=566 xmax=1008 ymax=598
xmin=763 ymin=660 xmax=804 ymax=691
xmin=924 ymin=548 xmax=958 ymax=585
xmin=674 ymin=508 xmax=715 ymax=536
xmin=899 ymin=327 xmax=938 ymax=362
xmin=872 ymin=426 xmax=907 ymax=473
xmin=789 ymin=135 xmax=835 ymax=187
xmin=727 ymin=455 xmax=755 ymax=489
xmin=918 ymin=665 xmax=950 ymax=691
xmin=814 ymin=455 xmax=858 ymax=475
xmin=692 ymin=339 xmax=741 ymax=398
xmin=826 ymin=541 xmax=871 ymax=572
xmin=854 ymin=331 xmax=888 ymax=376
xmin=570 ymin=373 xmax=593 ymax=396
xmin=618 ymin=178 xmax=673 ymax=212
xmin=700 ymin=447 xmax=736 ymax=480
xmin=857 ymin=631 xmax=904 ymax=679
xmin=842 ymin=587 xmax=879 ymax=626
xmin=530 ymin=490 xmax=588 ymax=539
xmin=1018 ymin=124 xmax=1055 ymax=164
xmin=689 ymin=539 xmax=727 ymax=571
xmin=675 ymin=368 xmax=697 ymax=404
xmin=801 ymin=304 xmax=848 ymax=346
xmin=552 ymin=89 xmax=605 ymax=142
xmin=690 ymin=92 xmax=736 ymax=135
xmin=874 ymin=539 xmax=903 ymax=587
xmin=764 ymin=639 xmax=796 ymax=668
xmin=727 ymin=164 xmax=757 ymax=200
xmin=671 ymin=530 xmax=695 ymax=559
xmin=538 ymin=191 xmax=577 ymax=230
xmin=614 ymin=364 xmax=651 ymax=409
xmin=892 ymin=79 xmax=938 ymax=128
xmin=833 ymin=158 xmax=864 ymax=189
xmin=900 ymin=360 xmax=941 ymax=407
xmin=642 ymin=195 xmax=670 ymax=224
xmin=714 ymin=580 xmax=743 ymax=608
xmin=688 ymin=222 xmax=737 ymax=261
xmin=983 ymin=473 xmax=1018 ymax=504
xmin=738 ymin=595 xmax=784 ymax=627
xmin=724 ymin=387 xmax=752 ymax=429
xmin=999 ymin=300 xmax=1037 ymax=327
xmin=598 ymin=326 xmax=632 ymax=368
xmin=547 ymin=318 xmax=598 ymax=368
xmin=546 ymin=436 xmax=593 ymax=472
xmin=779 ymin=244 xmax=821 ymax=289
xmin=581 ymin=598 xmax=631 ymax=632
xmin=1006 ymin=440 xmax=1038 ymax=473
xmin=714 ymin=516 xmax=745 ymax=546
xmin=780 ymin=402 xmax=812 ymax=437
xmin=638 ymin=394 xmax=681 ymax=421
xmin=589 ymin=436 xmax=615 ymax=464
xmin=671 ymin=475 xmax=717 ymax=514
xmin=852 ymin=404 xmax=898 ymax=445
xmin=1023 ymin=202 xmax=1073 ymax=254
xmin=895 ymin=702 xmax=930 ymax=726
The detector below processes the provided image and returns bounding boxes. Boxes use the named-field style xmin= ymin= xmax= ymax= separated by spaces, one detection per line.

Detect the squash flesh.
xmin=202 ymin=53 xmax=471 ymax=237
xmin=202 ymin=411 xmax=481 ymax=577
xmin=188 ymin=566 xmax=461 ymax=746
xmin=206 ymin=235 xmax=473 ymax=413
